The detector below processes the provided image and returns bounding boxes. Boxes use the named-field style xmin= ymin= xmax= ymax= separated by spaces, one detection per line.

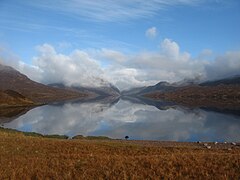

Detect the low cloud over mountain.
xmin=1 ymin=39 xmax=240 ymax=90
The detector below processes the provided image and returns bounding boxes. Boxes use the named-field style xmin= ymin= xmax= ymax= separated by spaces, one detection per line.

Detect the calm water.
xmin=1 ymin=97 xmax=240 ymax=142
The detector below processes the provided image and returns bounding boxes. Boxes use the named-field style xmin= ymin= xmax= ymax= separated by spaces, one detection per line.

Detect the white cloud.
xmin=197 ymin=49 xmax=214 ymax=61
xmin=100 ymin=48 xmax=128 ymax=63
xmin=146 ymin=27 xmax=157 ymax=39
xmin=1 ymin=40 xmax=240 ymax=90
xmin=205 ymin=51 xmax=240 ymax=80
xmin=23 ymin=0 xmax=207 ymax=22
xmin=200 ymin=49 xmax=213 ymax=57
xmin=161 ymin=38 xmax=180 ymax=59
xmin=104 ymin=66 xmax=154 ymax=89
xmin=33 ymin=44 xmax=108 ymax=87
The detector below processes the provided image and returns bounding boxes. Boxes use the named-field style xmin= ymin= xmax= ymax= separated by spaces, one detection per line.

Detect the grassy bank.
xmin=0 ymin=128 xmax=240 ymax=179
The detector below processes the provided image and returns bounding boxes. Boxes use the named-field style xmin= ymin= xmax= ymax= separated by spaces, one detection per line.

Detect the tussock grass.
xmin=0 ymin=128 xmax=240 ymax=179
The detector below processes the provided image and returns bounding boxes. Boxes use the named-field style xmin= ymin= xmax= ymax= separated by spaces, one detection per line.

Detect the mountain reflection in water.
xmin=1 ymin=96 xmax=240 ymax=142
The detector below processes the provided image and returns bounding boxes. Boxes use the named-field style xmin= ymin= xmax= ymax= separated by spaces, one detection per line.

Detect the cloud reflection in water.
xmin=3 ymin=99 xmax=240 ymax=142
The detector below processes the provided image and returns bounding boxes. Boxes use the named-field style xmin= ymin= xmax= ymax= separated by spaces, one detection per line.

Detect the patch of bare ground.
xmin=0 ymin=129 xmax=240 ymax=179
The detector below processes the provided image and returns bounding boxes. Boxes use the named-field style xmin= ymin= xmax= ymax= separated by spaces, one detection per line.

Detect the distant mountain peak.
xmin=48 ymin=82 xmax=120 ymax=97
xmin=122 ymin=74 xmax=240 ymax=97
xmin=0 ymin=64 xmax=28 ymax=79
xmin=200 ymin=75 xmax=240 ymax=86
xmin=155 ymin=81 xmax=171 ymax=87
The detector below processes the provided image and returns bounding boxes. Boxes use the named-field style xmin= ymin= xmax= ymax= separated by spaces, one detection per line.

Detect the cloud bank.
xmin=1 ymin=39 xmax=240 ymax=90
xmin=33 ymin=44 xmax=109 ymax=87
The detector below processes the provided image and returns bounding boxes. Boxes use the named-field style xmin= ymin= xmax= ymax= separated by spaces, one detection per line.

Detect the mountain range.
xmin=122 ymin=75 xmax=240 ymax=96
xmin=49 ymin=83 xmax=120 ymax=98
xmin=0 ymin=64 xmax=90 ymax=106
xmin=127 ymin=76 xmax=240 ymax=110
xmin=0 ymin=64 xmax=120 ymax=107
xmin=1 ymin=63 xmax=240 ymax=110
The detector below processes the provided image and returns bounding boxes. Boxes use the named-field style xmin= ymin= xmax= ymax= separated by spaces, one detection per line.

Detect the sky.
xmin=0 ymin=0 xmax=240 ymax=90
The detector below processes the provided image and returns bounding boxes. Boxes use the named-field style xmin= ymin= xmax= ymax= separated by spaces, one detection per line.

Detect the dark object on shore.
xmin=125 ymin=136 xmax=129 ymax=140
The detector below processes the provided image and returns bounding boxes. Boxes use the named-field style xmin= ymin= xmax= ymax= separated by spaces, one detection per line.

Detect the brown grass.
xmin=0 ymin=90 xmax=35 ymax=107
xmin=0 ymin=129 xmax=240 ymax=179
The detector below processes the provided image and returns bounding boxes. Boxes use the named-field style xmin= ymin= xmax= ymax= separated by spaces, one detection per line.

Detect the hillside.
xmin=124 ymin=76 xmax=240 ymax=98
xmin=200 ymin=75 xmax=240 ymax=86
xmin=0 ymin=64 xmax=87 ymax=104
xmin=0 ymin=128 xmax=239 ymax=179
xmin=122 ymin=82 xmax=179 ymax=97
xmin=122 ymin=76 xmax=240 ymax=109
xmin=145 ymin=85 xmax=240 ymax=109
xmin=0 ymin=90 xmax=35 ymax=107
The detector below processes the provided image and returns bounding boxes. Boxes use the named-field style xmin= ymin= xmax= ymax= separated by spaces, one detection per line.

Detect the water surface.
xmin=1 ymin=97 xmax=240 ymax=142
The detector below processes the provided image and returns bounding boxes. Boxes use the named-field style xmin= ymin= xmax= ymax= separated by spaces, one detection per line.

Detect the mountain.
xmin=138 ymin=81 xmax=177 ymax=95
xmin=143 ymin=76 xmax=240 ymax=110
xmin=121 ymin=87 xmax=147 ymax=96
xmin=0 ymin=64 xmax=87 ymax=105
xmin=172 ymin=77 xmax=201 ymax=87
xmin=124 ymin=76 xmax=240 ymax=97
xmin=122 ymin=81 xmax=178 ymax=97
xmin=200 ymin=75 xmax=240 ymax=86
xmin=49 ymin=83 xmax=120 ymax=98
xmin=76 ymin=83 xmax=120 ymax=97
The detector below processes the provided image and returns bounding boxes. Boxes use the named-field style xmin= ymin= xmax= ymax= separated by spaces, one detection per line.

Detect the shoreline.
xmin=1 ymin=126 xmax=239 ymax=145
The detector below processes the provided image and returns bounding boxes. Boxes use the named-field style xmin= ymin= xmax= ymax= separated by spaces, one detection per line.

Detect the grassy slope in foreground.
xmin=0 ymin=128 xmax=240 ymax=179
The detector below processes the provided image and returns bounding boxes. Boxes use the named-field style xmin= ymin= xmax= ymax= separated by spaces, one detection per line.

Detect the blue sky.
xmin=0 ymin=0 xmax=240 ymax=89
